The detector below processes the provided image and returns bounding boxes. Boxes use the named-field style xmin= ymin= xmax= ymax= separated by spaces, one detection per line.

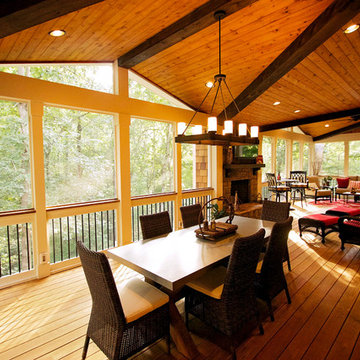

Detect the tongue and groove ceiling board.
xmin=0 ymin=0 xmax=359 ymax=139
xmin=0 ymin=0 xmax=209 ymax=62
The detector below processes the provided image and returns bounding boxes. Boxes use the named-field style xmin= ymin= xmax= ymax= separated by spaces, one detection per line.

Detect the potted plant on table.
xmin=322 ymin=176 xmax=333 ymax=187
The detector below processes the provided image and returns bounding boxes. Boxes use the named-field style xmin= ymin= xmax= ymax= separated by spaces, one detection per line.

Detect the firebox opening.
xmin=231 ymin=179 xmax=250 ymax=204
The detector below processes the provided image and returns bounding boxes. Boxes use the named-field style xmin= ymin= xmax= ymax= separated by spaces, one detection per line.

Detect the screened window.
xmin=181 ymin=144 xmax=208 ymax=190
xmin=129 ymin=72 xmax=189 ymax=109
xmin=349 ymin=141 xmax=360 ymax=175
xmin=292 ymin=141 xmax=300 ymax=170
xmin=262 ymin=136 xmax=272 ymax=181
xmin=276 ymin=138 xmax=286 ymax=178
xmin=181 ymin=126 xmax=208 ymax=190
xmin=315 ymin=142 xmax=344 ymax=176
xmin=0 ymin=100 xmax=32 ymax=212
xmin=130 ymin=118 xmax=174 ymax=196
xmin=303 ymin=143 xmax=310 ymax=173
xmin=0 ymin=64 xmax=113 ymax=93
xmin=43 ymin=107 xmax=116 ymax=206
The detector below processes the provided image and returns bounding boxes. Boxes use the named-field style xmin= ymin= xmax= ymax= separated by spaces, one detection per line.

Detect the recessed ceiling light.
xmin=273 ymin=101 xmax=280 ymax=106
xmin=325 ymin=124 xmax=330 ymax=128
xmin=205 ymin=81 xmax=214 ymax=88
xmin=344 ymin=24 xmax=359 ymax=34
xmin=49 ymin=29 xmax=66 ymax=37
xmin=294 ymin=109 xmax=301 ymax=113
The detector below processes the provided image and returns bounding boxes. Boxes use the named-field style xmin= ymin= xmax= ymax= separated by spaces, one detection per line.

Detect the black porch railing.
xmin=182 ymin=194 xmax=211 ymax=221
xmin=0 ymin=223 xmax=33 ymax=278
xmin=49 ymin=210 xmax=116 ymax=264
xmin=131 ymin=201 xmax=174 ymax=242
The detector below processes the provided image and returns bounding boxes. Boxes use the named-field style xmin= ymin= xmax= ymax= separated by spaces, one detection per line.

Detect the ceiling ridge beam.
xmin=0 ymin=0 xmax=104 ymax=39
xmin=259 ymin=108 xmax=360 ymax=132
xmin=217 ymin=0 xmax=360 ymax=122
xmin=313 ymin=121 xmax=360 ymax=141
xmin=117 ymin=0 xmax=258 ymax=69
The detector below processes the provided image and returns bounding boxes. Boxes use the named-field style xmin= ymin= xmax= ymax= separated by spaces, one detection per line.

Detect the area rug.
xmin=308 ymin=199 xmax=360 ymax=206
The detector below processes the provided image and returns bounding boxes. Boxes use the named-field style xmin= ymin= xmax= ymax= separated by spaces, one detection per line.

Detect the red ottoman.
xmin=298 ymin=214 xmax=339 ymax=243
xmin=325 ymin=206 xmax=360 ymax=217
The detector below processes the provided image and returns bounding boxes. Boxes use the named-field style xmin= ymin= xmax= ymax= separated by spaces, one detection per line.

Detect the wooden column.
xmin=117 ymin=68 xmax=132 ymax=245
xmin=175 ymin=141 xmax=182 ymax=230
xmin=29 ymin=101 xmax=50 ymax=278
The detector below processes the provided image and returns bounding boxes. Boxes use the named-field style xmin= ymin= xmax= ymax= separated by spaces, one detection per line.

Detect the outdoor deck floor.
xmin=1 ymin=201 xmax=360 ymax=359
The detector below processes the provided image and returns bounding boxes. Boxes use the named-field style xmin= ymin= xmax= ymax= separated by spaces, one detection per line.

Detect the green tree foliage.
xmin=349 ymin=141 xmax=360 ymax=175
xmin=276 ymin=138 xmax=286 ymax=177
xmin=292 ymin=141 xmax=300 ymax=170
xmin=0 ymin=64 xmax=113 ymax=93
xmin=129 ymin=79 xmax=172 ymax=106
xmin=0 ymin=100 xmax=31 ymax=211
xmin=316 ymin=142 xmax=345 ymax=176
xmin=43 ymin=106 xmax=115 ymax=206
xmin=130 ymin=118 xmax=174 ymax=196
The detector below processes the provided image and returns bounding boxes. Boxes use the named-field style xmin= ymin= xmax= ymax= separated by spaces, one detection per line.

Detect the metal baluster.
xmin=101 ymin=211 xmax=104 ymax=250
xmin=59 ymin=218 xmax=63 ymax=261
xmin=107 ymin=210 xmax=110 ymax=247
xmin=67 ymin=217 xmax=70 ymax=259
xmin=7 ymin=226 xmax=11 ymax=275
xmin=88 ymin=213 xmax=91 ymax=249
xmin=75 ymin=216 xmax=78 ymax=257
xmin=81 ymin=214 xmax=84 ymax=242
xmin=112 ymin=210 xmax=115 ymax=246
xmin=94 ymin=212 xmax=98 ymax=251
xmin=16 ymin=224 xmax=20 ymax=273
xmin=52 ymin=219 xmax=55 ymax=263
xmin=26 ymin=223 xmax=30 ymax=269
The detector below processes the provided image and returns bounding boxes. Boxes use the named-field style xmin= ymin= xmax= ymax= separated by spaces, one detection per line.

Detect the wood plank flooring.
xmin=0 ymin=202 xmax=360 ymax=360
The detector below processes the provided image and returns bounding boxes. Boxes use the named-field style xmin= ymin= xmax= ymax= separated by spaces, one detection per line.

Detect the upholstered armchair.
xmin=305 ymin=176 xmax=332 ymax=203
xmin=338 ymin=216 xmax=360 ymax=250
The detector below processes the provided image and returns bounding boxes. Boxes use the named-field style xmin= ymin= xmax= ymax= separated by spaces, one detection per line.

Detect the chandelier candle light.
xmin=175 ymin=10 xmax=259 ymax=147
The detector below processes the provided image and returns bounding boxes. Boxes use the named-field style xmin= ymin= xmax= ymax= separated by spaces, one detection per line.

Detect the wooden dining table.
xmin=107 ymin=215 xmax=275 ymax=359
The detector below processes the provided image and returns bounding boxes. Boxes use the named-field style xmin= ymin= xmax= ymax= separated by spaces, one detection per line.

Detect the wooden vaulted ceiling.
xmin=0 ymin=0 xmax=360 ymax=139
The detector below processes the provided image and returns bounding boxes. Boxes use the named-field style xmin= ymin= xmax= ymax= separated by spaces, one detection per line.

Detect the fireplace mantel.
xmin=224 ymin=163 xmax=265 ymax=177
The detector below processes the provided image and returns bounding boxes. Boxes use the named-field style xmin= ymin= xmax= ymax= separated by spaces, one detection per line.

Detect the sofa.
xmin=335 ymin=176 xmax=360 ymax=200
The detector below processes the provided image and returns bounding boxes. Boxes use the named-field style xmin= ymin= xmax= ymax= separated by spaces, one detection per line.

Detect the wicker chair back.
xmin=140 ymin=211 xmax=172 ymax=240
xmin=180 ymin=203 xmax=204 ymax=228
xmin=261 ymin=199 xmax=290 ymax=222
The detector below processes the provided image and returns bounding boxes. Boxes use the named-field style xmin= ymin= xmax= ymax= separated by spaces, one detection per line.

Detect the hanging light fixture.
xmin=175 ymin=10 xmax=259 ymax=146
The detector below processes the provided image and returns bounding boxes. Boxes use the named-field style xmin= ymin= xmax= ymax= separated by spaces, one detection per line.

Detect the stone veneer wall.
xmin=195 ymin=145 xmax=208 ymax=188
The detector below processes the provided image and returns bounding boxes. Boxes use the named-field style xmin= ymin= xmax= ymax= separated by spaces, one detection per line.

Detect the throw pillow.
xmin=348 ymin=180 xmax=360 ymax=190
xmin=337 ymin=177 xmax=349 ymax=188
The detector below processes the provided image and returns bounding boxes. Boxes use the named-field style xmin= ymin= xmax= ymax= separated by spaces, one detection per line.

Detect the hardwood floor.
xmin=1 ymin=202 xmax=360 ymax=360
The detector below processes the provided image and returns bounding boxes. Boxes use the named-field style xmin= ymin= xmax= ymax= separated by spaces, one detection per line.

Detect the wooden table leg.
xmin=169 ymin=299 xmax=204 ymax=359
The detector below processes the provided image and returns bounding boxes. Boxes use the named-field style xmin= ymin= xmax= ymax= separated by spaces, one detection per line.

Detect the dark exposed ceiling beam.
xmin=218 ymin=0 xmax=360 ymax=122
xmin=117 ymin=0 xmax=258 ymax=68
xmin=0 ymin=0 xmax=104 ymax=39
xmin=313 ymin=121 xmax=360 ymax=141
xmin=259 ymin=108 xmax=360 ymax=132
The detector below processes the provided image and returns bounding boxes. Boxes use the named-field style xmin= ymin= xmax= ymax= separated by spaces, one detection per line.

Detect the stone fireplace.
xmin=223 ymin=166 xmax=260 ymax=204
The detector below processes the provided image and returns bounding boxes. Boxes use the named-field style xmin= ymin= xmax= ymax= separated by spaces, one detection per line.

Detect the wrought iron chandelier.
xmin=175 ymin=10 xmax=259 ymax=146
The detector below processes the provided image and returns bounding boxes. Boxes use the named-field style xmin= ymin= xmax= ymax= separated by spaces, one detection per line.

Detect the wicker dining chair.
xmin=266 ymin=173 xmax=290 ymax=202
xmin=255 ymin=217 xmax=293 ymax=321
xmin=185 ymin=229 xmax=266 ymax=360
xmin=77 ymin=241 xmax=170 ymax=360
xmin=140 ymin=211 xmax=172 ymax=240
xmin=180 ymin=203 xmax=204 ymax=228
xmin=289 ymin=170 xmax=308 ymax=207
xmin=261 ymin=199 xmax=292 ymax=271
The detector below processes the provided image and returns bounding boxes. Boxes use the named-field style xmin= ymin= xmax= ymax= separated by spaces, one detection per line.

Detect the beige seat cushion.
xmin=336 ymin=188 xmax=349 ymax=194
xmin=117 ymin=277 xmax=169 ymax=323
xmin=186 ymin=266 xmax=227 ymax=299
xmin=317 ymin=189 xmax=331 ymax=196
